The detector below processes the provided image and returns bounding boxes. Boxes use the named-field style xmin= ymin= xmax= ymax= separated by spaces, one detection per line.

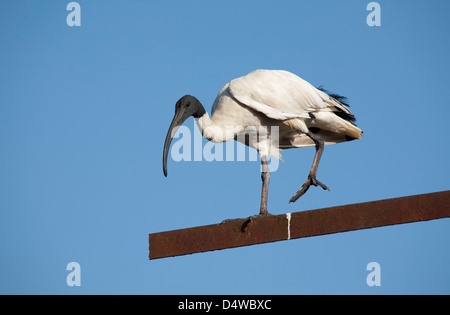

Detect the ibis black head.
xmin=163 ymin=95 xmax=206 ymax=177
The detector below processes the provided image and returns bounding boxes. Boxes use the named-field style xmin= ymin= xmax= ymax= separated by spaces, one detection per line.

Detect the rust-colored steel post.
xmin=149 ymin=191 xmax=450 ymax=260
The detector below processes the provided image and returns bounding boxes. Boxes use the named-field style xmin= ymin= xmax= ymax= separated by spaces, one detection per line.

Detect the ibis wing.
xmin=228 ymin=69 xmax=354 ymax=121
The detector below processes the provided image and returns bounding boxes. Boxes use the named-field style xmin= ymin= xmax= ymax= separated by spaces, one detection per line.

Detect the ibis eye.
xmin=186 ymin=101 xmax=190 ymax=107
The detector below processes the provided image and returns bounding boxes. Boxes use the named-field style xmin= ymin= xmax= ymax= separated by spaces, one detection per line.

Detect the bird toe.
xmin=289 ymin=176 xmax=330 ymax=203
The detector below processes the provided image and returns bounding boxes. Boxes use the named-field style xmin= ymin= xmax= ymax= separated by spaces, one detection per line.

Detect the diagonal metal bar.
xmin=149 ymin=191 xmax=450 ymax=260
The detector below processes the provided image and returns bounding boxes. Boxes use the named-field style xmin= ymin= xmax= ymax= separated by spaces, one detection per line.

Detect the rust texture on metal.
xmin=149 ymin=191 xmax=450 ymax=260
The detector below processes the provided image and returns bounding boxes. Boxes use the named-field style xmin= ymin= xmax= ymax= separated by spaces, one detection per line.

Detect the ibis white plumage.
xmin=163 ymin=69 xmax=362 ymax=217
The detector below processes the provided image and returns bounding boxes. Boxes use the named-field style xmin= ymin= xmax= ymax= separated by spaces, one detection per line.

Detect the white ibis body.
xmin=163 ymin=70 xmax=362 ymax=216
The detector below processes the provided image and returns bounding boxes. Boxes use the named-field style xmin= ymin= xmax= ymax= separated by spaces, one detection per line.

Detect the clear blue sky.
xmin=1 ymin=0 xmax=449 ymax=294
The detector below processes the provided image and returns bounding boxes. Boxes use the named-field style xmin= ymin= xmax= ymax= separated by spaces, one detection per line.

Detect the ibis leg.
xmin=260 ymin=157 xmax=270 ymax=215
xmin=289 ymin=131 xmax=330 ymax=203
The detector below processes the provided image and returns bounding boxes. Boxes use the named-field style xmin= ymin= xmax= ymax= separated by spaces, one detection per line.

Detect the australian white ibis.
xmin=163 ymin=69 xmax=362 ymax=218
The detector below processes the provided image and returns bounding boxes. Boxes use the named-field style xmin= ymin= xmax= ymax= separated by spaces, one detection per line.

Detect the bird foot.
xmin=289 ymin=175 xmax=330 ymax=203
xmin=221 ymin=212 xmax=273 ymax=224
xmin=240 ymin=212 xmax=273 ymax=232
xmin=247 ymin=212 xmax=273 ymax=223
xmin=221 ymin=212 xmax=273 ymax=232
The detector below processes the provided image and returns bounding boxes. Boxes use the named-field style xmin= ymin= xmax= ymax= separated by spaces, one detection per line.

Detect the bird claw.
xmin=289 ymin=175 xmax=330 ymax=203
xmin=247 ymin=212 xmax=273 ymax=223
xmin=240 ymin=212 xmax=273 ymax=232
xmin=221 ymin=212 xmax=273 ymax=224
xmin=221 ymin=212 xmax=273 ymax=233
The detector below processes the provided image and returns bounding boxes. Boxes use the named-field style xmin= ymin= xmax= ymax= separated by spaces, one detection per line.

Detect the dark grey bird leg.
xmin=289 ymin=131 xmax=330 ymax=203
xmin=237 ymin=156 xmax=273 ymax=229
xmin=260 ymin=156 xmax=270 ymax=215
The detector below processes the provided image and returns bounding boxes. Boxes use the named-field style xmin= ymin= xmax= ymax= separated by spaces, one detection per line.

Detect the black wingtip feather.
xmin=317 ymin=85 xmax=356 ymax=123
xmin=334 ymin=110 xmax=357 ymax=123
xmin=316 ymin=86 xmax=350 ymax=107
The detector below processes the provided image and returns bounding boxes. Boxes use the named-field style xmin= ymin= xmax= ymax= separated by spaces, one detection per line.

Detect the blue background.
xmin=1 ymin=0 xmax=449 ymax=294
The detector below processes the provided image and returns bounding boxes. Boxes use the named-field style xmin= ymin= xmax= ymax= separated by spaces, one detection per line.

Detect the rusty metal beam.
xmin=149 ymin=191 xmax=450 ymax=260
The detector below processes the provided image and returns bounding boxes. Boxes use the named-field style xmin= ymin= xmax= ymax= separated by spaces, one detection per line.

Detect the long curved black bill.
xmin=163 ymin=110 xmax=186 ymax=177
